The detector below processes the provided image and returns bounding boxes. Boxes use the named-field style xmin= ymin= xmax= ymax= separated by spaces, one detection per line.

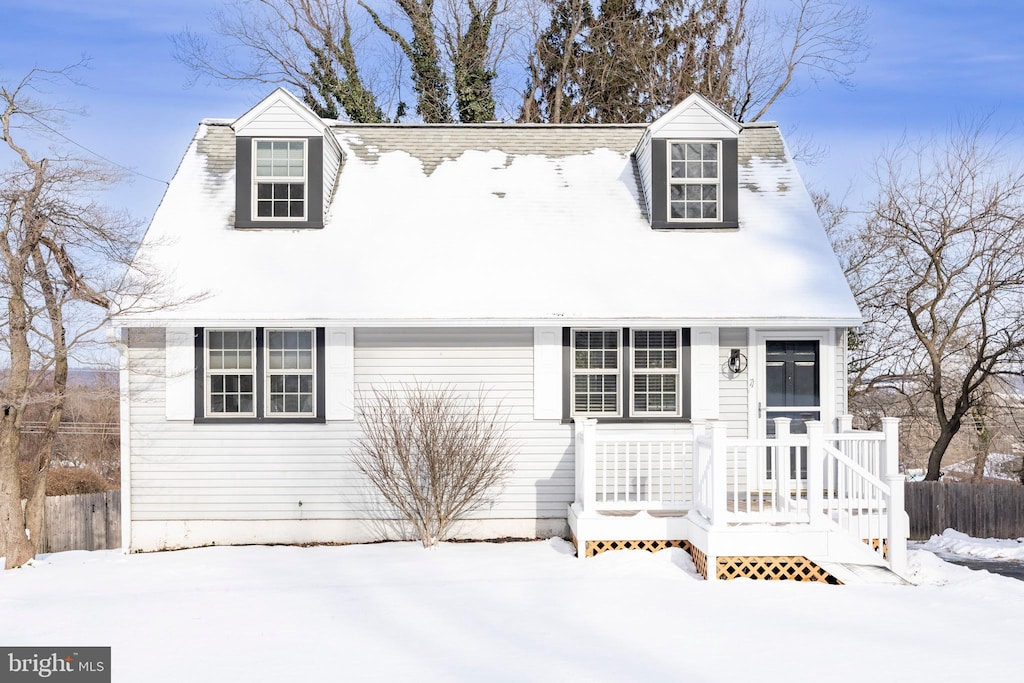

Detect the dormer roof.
xmin=232 ymin=87 xmax=330 ymax=138
xmin=643 ymin=93 xmax=742 ymax=144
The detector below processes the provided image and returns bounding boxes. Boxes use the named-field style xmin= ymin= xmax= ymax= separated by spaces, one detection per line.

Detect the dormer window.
xmin=669 ymin=141 xmax=719 ymax=221
xmin=648 ymin=137 xmax=737 ymax=230
xmin=234 ymin=135 xmax=325 ymax=230
xmin=254 ymin=140 xmax=306 ymax=220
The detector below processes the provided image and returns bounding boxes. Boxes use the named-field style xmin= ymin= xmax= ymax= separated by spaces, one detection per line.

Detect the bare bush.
xmin=20 ymin=464 xmax=109 ymax=496
xmin=353 ymin=385 xmax=515 ymax=547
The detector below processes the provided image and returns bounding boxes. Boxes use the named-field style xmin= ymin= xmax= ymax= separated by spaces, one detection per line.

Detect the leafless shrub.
xmin=20 ymin=464 xmax=109 ymax=496
xmin=353 ymin=384 xmax=515 ymax=547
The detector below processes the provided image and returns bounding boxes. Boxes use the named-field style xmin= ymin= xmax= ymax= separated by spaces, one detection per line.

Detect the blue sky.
xmin=2 ymin=0 xmax=1024 ymax=223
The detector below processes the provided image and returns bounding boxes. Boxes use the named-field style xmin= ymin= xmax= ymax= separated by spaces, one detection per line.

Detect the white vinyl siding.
xmin=323 ymin=137 xmax=342 ymax=216
xmin=653 ymin=102 xmax=738 ymax=138
xmin=835 ymin=327 xmax=848 ymax=425
xmin=234 ymin=99 xmax=323 ymax=137
xmin=718 ymin=328 xmax=748 ymax=436
xmin=634 ymin=129 xmax=653 ymax=218
xmin=127 ymin=327 xmax=573 ymax=525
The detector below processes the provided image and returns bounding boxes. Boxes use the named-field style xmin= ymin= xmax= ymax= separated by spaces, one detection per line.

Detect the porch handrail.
xmin=822 ymin=442 xmax=890 ymax=565
xmin=824 ymin=443 xmax=886 ymax=488
xmin=575 ymin=419 xmax=691 ymax=512
xmin=575 ymin=416 xmax=907 ymax=575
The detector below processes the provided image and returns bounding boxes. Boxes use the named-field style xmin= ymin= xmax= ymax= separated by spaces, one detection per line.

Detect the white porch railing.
xmin=574 ymin=420 xmax=690 ymax=511
xmin=575 ymin=416 xmax=907 ymax=574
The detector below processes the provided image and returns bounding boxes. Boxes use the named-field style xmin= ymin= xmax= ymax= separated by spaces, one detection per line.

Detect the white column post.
xmin=838 ymin=414 xmax=854 ymax=432
xmin=575 ymin=419 xmax=598 ymax=511
xmin=806 ymin=421 xmax=824 ymax=526
xmin=773 ymin=417 xmax=791 ymax=512
xmin=710 ymin=420 xmax=729 ymax=524
xmin=881 ymin=417 xmax=907 ymax=575
xmin=691 ymin=420 xmax=706 ymax=506
xmin=573 ymin=418 xmax=599 ymax=560
xmin=704 ymin=552 xmax=719 ymax=582
xmin=880 ymin=417 xmax=900 ymax=480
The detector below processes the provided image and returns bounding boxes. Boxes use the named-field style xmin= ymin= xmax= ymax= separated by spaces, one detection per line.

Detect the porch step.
xmin=814 ymin=561 xmax=911 ymax=586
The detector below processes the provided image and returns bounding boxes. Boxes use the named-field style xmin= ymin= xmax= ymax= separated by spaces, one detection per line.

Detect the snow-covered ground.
xmin=944 ymin=452 xmax=1021 ymax=481
xmin=920 ymin=528 xmax=1024 ymax=561
xmin=1 ymin=539 xmax=1021 ymax=682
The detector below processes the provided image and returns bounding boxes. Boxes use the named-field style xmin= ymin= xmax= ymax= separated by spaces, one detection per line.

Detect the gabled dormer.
xmin=634 ymin=93 xmax=741 ymax=230
xmin=231 ymin=88 xmax=342 ymax=229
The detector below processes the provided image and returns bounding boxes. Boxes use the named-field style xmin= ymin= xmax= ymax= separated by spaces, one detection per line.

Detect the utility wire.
xmin=33 ymin=118 xmax=169 ymax=186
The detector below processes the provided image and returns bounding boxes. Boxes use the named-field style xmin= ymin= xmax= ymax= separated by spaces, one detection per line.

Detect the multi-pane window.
xmin=572 ymin=330 xmax=621 ymax=415
xmin=632 ymin=330 xmax=680 ymax=416
xmin=254 ymin=140 xmax=306 ymax=219
xmin=266 ymin=329 xmax=315 ymax=416
xmin=669 ymin=141 xmax=719 ymax=221
xmin=206 ymin=330 xmax=255 ymax=416
xmin=202 ymin=328 xmax=321 ymax=421
xmin=570 ymin=328 xmax=688 ymax=419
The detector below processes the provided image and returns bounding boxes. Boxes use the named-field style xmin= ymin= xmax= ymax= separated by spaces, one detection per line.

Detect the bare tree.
xmin=353 ymin=384 xmax=515 ymax=547
xmin=175 ymin=0 xmax=385 ymax=121
xmin=359 ymin=0 xmax=454 ymax=122
xmin=731 ymin=0 xmax=868 ymax=122
xmin=0 ymin=67 xmax=160 ymax=569
xmin=177 ymin=0 xmax=516 ymax=123
xmin=836 ymin=121 xmax=1024 ymax=482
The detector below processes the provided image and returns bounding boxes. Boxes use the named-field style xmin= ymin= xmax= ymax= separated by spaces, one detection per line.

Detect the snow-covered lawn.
xmin=2 ymin=539 xmax=1021 ymax=682
xmin=921 ymin=528 xmax=1024 ymax=561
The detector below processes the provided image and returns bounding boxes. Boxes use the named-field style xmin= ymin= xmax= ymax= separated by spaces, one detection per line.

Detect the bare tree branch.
xmin=353 ymin=384 xmax=515 ymax=547
xmin=832 ymin=119 xmax=1024 ymax=480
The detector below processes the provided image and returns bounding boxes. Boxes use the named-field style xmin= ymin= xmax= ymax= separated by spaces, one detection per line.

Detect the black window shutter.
xmin=651 ymin=139 xmax=667 ymax=225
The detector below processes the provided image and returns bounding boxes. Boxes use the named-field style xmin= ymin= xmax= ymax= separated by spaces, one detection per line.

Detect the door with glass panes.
xmin=757 ymin=336 xmax=822 ymax=480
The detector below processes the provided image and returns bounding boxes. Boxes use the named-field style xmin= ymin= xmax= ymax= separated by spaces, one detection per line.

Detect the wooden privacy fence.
xmin=905 ymin=481 xmax=1024 ymax=540
xmin=41 ymin=490 xmax=121 ymax=553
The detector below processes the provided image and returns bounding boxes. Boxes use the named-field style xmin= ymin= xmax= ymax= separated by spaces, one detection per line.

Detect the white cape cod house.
xmin=113 ymin=89 xmax=908 ymax=582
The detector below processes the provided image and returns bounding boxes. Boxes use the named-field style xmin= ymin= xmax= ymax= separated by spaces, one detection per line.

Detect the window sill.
xmin=652 ymin=220 xmax=738 ymax=231
xmin=234 ymin=219 xmax=324 ymax=230
xmin=562 ymin=417 xmax=691 ymax=425
xmin=194 ymin=416 xmax=326 ymax=425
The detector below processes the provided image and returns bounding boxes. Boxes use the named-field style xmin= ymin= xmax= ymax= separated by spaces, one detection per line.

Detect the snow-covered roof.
xmin=116 ymin=107 xmax=860 ymax=327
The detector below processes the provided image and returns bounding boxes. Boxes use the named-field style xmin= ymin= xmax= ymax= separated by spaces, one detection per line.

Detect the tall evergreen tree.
xmin=519 ymin=0 xmax=865 ymax=124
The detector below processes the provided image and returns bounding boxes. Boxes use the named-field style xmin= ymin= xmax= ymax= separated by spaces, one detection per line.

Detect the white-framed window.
xmin=201 ymin=327 xmax=322 ymax=421
xmin=572 ymin=329 xmax=621 ymax=416
xmin=631 ymin=329 xmax=681 ymax=416
xmin=253 ymin=139 xmax=306 ymax=220
xmin=668 ymin=141 xmax=720 ymax=221
xmin=570 ymin=327 xmax=689 ymax=419
xmin=265 ymin=329 xmax=316 ymax=416
xmin=206 ymin=329 xmax=256 ymax=416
